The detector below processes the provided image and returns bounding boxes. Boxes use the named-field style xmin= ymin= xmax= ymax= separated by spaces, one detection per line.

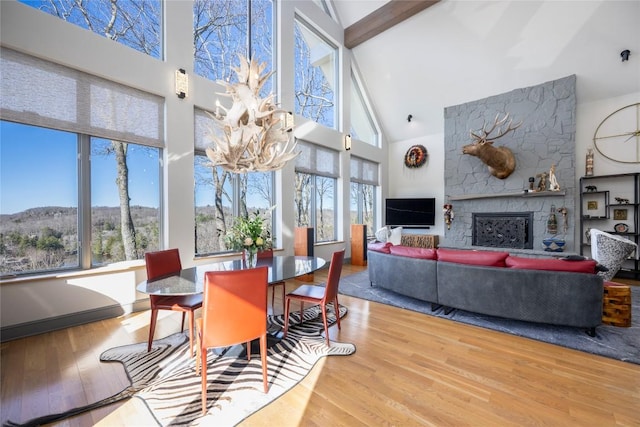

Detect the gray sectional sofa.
xmin=367 ymin=245 xmax=604 ymax=335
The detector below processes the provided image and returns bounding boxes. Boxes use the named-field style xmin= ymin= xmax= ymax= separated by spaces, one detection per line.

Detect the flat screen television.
xmin=385 ymin=198 xmax=436 ymax=227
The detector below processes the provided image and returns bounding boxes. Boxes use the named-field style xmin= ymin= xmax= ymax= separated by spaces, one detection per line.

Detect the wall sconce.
xmin=284 ymin=111 xmax=294 ymax=132
xmin=407 ymin=114 xmax=413 ymax=122
xmin=344 ymin=134 xmax=352 ymax=151
xmin=621 ymin=49 xmax=631 ymax=62
xmin=175 ymin=68 xmax=188 ymax=99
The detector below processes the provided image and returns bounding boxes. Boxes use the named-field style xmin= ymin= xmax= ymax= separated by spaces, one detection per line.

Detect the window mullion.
xmin=78 ymin=134 xmax=92 ymax=269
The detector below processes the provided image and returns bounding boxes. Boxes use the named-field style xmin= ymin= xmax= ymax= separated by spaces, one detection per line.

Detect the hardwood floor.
xmin=1 ymin=264 xmax=639 ymax=426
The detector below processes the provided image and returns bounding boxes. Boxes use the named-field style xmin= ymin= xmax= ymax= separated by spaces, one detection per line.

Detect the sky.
xmin=0 ymin=121 xmax=160 ymax=215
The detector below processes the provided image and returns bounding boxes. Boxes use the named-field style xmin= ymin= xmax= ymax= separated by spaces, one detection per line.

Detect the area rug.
xmin=339 ymin=270 xmax=639 ymax=365
xmin=4 ymin=305 xmax=355 ymax=427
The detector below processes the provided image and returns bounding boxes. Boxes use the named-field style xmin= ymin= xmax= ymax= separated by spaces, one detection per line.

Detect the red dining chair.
xmin=145 ymin=249 xmax=202 ymax=355
xmin=283 ymin=249 xmax=345 ymax=347
xmin=195 ymin=267 xmax=269 ymax=415
xmin=257 ymin=248 xmax=286 ymax=311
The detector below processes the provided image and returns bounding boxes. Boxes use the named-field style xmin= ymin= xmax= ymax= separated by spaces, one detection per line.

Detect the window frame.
xmin=293 ymin=15 xmax=339 ymax=130
xmin=0 ymin=120 xmax=163 ymax=277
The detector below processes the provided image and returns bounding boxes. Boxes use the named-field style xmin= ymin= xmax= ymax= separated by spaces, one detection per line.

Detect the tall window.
xmin=294 ymin=141 xmax=339 ymax=243
xmin=0 ymin=122 xmax=160 ymax=276
xmin=350 ymin=157 xmax=378 ymax=237
xmin=194 ymin=0 xmax=273 ymax=88
xmin=294 ymin=17 xmax=337 ymax=129
xmin=91 ymin=138 xmax=160 ymax=265
xmin=311 ymin=0 xmax=334 ymax=19
xmin=194 ymin=109 xmax=274 ymax=256
xmin=0 ymin=49 xmax=163 ymax=277
xmin=350 ymin=70 xmax=380 ymax=147
xmin=19 ymin=0 xmax=161 ymax=59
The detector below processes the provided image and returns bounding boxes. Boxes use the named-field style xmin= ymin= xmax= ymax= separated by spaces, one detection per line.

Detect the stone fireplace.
xmin=472 ymin=212 xmax=533 ymax=249
xmin=442 ymin=75 xmax=576 ymax=254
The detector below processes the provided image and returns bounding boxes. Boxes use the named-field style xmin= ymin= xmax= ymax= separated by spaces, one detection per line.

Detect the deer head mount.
xmin=462 ymin=113 xmax=522 ymax=179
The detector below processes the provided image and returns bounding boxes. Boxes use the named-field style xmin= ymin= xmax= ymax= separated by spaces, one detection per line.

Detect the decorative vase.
xmin=244 ymin=248 xmax=258 ymax=268
xmin=586 ymin=148 xmax=594 ymax=176
xmin=542 ymin=237 xmax=566 ymax=252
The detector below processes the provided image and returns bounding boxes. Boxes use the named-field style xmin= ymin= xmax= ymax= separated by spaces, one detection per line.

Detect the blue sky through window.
xmin=1 ymin=121 xmax=159 ymax=215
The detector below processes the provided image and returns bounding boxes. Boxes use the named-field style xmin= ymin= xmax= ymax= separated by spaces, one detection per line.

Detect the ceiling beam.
xmin=344 ymin=0 xmax=439 ymax=49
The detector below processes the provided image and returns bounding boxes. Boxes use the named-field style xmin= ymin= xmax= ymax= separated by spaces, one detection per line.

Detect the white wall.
xmin=388 ymin=133 xmax=445 ymax=236
xmin=574 ymin=92 xmax=640 ymax=245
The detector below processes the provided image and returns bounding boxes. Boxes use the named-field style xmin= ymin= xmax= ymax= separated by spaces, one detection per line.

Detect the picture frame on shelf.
xmin=587 ymin=201 xmax=598 ymax=210
xmin=613 ymin=209 xmax=628 ymax=220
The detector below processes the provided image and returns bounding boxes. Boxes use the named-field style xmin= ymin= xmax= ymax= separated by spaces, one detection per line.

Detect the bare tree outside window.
xmin=23 ymin=0 xmax=161 ymax=58
xmin=294 ymin=19 xmax=336 ymax=129
xmin=350 ymin=182 xmax=375 ymax=238
xmin=295 ymin=172 xmax=312 ymax=227
xmin=193 ymin=0 xmax=276 ymax=256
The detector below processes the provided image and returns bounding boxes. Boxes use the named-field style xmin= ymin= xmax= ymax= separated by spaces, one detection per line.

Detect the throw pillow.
xmin=375 ymin=226 xmax=390 ymax=243
xmin=389 ymin=245 xmax=437 ymax=260
xmin=388 ymin=227 xmax=403 ymax=246
xmin=368 ymin=241 xmax=392 ymax=254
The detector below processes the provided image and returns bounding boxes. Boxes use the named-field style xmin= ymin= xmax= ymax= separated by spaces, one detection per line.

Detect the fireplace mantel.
xmin=448 ymin=190 xmax=566 ymax=201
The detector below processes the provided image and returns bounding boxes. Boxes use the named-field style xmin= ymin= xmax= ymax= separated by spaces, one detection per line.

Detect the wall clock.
xmin=593 ymin=102 xmax=640 ymax=164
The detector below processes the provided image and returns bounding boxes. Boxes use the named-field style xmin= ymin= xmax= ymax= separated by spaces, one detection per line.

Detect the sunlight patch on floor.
xmin=118 ymin=310 xmax=174 ymax=334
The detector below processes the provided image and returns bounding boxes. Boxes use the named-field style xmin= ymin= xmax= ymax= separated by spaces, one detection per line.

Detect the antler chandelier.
xmin=205 ymin=54 xmax=298 ymax=173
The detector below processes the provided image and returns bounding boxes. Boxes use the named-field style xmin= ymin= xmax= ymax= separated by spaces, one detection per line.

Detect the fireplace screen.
xmin=472 ymin=212 xmax=534 ymax=249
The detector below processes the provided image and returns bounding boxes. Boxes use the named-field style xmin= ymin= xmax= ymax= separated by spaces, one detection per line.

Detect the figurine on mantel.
xmin=443 ymin=204 xmax=454 ymax=230
xmin=536 ymin=171 xmax=548 ymax=192
xmin=548 ymin=164 xmax=560 ymax=191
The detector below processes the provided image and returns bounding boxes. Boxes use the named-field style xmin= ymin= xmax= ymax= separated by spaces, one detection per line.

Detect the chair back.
xmin=201 ymin=267 xmax=268 ymax=348
xmin=145 ymin=248 xmax=182 ymax=281
xmin=590 ymin=228 xmax=638 ymax=281
xmin=257 ymin=248 xmax=274 ymax=260
xmin=322 ymin=249 xmax=345 ymax=304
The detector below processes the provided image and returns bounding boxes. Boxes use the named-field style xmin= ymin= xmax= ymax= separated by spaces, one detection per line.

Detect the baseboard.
xmin=0 ymin=299 xmax=150 ymax=342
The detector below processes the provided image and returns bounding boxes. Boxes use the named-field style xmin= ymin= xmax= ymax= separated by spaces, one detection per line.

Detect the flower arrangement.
xmin=225 ymin=211 xmax=273 ymax=254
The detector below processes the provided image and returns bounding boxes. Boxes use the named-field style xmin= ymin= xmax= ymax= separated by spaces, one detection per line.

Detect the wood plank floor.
xmin=1 ymin=264 xmax=639 ymax=426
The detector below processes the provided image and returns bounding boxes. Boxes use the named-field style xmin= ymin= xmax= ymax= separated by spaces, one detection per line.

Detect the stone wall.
xmin=442 ymin=75 xmax=576 ymax=253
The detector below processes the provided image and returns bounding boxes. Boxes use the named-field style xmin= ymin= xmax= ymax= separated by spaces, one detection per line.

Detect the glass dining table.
xmin=136 ymin=255 xmax=327 ymax=296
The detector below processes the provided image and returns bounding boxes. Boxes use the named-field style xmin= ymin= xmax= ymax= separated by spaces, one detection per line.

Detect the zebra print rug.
xmin=110 ymin=304 xmax=354 ymax=425
xmin=4 ymin=305 xmax=354 ymax=427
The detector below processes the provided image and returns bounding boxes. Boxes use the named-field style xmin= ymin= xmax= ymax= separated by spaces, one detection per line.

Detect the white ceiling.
xmin=332 ymin=0 xmax=640 ymax=143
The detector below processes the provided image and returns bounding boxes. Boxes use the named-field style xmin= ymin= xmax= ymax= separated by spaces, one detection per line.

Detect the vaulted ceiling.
xmin=332 ymin=1 xmax=640 ymax=144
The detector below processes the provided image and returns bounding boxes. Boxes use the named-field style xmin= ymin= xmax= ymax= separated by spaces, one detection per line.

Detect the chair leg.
xmin=187 ymin=311 xmax=195 ymax=357
xmin=280 ymin=283 xmax=285 ymax=311
xmin=299 ymin=302 xmax=305 ymax=324
xmin=195 ymin=332 xmax=201 ymax=376
xmin=283 ymin=297 xmax=291 ymax=338
xmin=260 ymin=333 xmax=268 ymax=393
xmin=148 ymin=309 xmax=159 ymax=352
xmin=201 ymin=347 xmax=208 ymax=415
xmin=246 ymin=341 xmax=251 ymax=361
xmin=271 ymin=285 xmax=275 ymax=310
xmin=180 ymin=311 xmax=186 ymax=332
xmin=321 ymin=302 xmax=331 ymax=347
xmin=333 ymin=296 xmax=341 ymax=330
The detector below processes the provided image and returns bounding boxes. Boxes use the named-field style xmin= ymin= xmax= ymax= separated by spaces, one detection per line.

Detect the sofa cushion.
xmin=437 ymin=248 xmax=509 ymax=267
xmin=375 ymin=226 xmax=390 ymax=242
xmin=506 ymin=256 xmax=597 ymax=274
xmin=388 ymin=226 xmax=403 ymax=245
xmin=389 ymin=245 xmax=437 ymax=260
xmin=368 ymin=241 xmax=392 ymax=254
